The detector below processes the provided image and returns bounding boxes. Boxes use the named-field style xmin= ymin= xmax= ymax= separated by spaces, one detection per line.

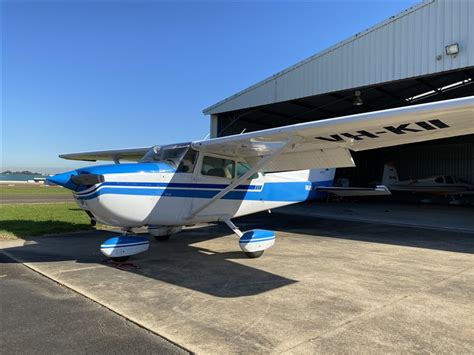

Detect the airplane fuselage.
xmin=71 ymin=163 xmax=335 ymax=228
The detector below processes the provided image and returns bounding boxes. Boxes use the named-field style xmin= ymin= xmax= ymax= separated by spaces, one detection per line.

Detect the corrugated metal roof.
xmin=204 ymin=0 xmax=473 ymax=115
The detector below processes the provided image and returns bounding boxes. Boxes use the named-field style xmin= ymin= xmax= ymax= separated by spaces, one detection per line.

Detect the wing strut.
xmin=187 ymin=140 xmax=291 ymax=219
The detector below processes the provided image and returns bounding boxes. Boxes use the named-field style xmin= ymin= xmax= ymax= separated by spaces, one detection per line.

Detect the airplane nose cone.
xmin=46 ymin=170 xmax=78 ymax=190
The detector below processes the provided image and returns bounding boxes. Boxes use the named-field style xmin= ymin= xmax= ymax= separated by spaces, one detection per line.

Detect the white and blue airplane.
xmin=48 ymin=97 xmax=474 ymax=261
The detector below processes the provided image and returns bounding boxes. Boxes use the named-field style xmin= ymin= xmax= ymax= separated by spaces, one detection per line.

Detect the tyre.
xmin=154 ymin=234 xmax=171 ymax=242
xmin=245 ymin=250 xmax=264 ymax=258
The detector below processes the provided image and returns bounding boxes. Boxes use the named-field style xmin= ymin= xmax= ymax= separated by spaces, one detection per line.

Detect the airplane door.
xmin=190 ymin=154 xmax=239 ymax=219
xmin=189 ymin=154 xmax=265 ymax=220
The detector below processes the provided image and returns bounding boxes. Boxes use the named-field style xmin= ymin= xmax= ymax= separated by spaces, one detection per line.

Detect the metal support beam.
xmin=373 ymin=86 xmax=407 ymax=103
xmin=260 ymin=108 xmax=293 ymax=119
xmin=210 ymin=114 xmax=219 ymax=138
xmin=415 ymin=78 xmax=448 ymax=99
xmin=288 ymin=100 xmax=337 ymax=116
xmin=257 ymin=111 xmax=304 ymax=126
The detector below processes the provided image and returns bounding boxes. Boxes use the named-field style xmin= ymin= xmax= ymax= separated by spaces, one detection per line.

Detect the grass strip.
xmin=0 ymin=202 xmax=92 ymax=240
xmin=0 ymin=184 xmax=71 ymax=195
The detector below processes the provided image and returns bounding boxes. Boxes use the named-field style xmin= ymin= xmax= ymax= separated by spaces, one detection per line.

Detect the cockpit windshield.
xmin=140 ymin=143 xmax=191 ymax=168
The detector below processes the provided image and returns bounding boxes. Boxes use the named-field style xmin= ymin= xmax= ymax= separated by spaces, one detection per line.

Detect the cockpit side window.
xmin=434 ymin=176 xmax=444 ymax=184
xmin=140 ymin=146 xmax=162 ymax=163
xmin=177 ymin=149 xmax=197 ymax=173
xmin=140 ymin=144 xmax=191 ymax=168
xmin=160 ymin=147 xmax=188 ymax=167
xmin=236 ymin=162 xmax=259 ymax=180
xmin=201 ymin=156 xmax=235 ymax=179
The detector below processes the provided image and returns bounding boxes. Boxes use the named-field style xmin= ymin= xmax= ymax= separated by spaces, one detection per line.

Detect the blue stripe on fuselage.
xmin=75 ymin=181 xmax=263 ymax=196
xmin=76 ymin=180 xmax=333 ymax=202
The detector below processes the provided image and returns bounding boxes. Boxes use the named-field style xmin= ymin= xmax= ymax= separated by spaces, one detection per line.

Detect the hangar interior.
xmin=204 ymin=0 xmax=474 ymax=193
xmin=212 ymin=69 xmax=474 ymax=185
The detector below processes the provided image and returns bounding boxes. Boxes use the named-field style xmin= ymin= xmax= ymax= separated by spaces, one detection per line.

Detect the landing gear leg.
xmin=84 ymin=210 xmax=97 ymax=228
xmin=223 ymin=219 xmax=243 ymax=238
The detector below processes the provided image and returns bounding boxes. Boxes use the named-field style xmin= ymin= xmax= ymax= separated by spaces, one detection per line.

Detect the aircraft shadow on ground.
xmin=1 ymin=211 xmax=472 ymax=298
xmin=0 ymin=220 xmax=297 ymax=298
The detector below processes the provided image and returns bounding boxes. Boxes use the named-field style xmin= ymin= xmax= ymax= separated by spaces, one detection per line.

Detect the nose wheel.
xmin=154 ymin=234 xmax=172 ymax=241
xmin=100 ymin=231 xmax=150 ymax=262
xmin=148 ymin=226 xmax=182 ymax=241
xmin=245 ymin=251 xmax=264 ymax=258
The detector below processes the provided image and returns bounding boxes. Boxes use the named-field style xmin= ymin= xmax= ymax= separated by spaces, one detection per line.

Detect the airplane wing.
xmin=59 ymin=147 xmax=151 ymax=162
xmin=192 ymin=96 xmax=474 ymax=172
xmin=316 ymin=185 xmax=391 ymax=197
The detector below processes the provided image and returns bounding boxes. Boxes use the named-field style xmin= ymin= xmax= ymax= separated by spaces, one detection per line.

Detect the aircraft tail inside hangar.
xmin=203 ymin=0 xmax=474 ymax=190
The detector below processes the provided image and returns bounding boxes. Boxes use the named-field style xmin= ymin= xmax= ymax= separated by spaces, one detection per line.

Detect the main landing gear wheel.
xmin=154 ymin=234 xmax=172 ymax=242
xmin=110 ymin=256 xmax=130 ymax=262
xmin=245 ymin=250 xmax=264 ymax=258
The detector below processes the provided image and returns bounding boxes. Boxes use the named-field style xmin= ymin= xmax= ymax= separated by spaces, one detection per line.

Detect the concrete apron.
xmin=275 ymin=201 xmax=474 ymax=234
xmin=1 ymin=215 xmax=473 ymax=354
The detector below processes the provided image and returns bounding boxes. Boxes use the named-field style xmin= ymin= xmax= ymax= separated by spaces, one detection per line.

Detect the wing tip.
xmin=59 ymin=154 xmax=97 ymax=162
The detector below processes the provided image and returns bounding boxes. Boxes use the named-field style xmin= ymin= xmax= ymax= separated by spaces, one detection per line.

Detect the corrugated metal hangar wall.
xmin=204 ymin=0 xmax=474 ymax=187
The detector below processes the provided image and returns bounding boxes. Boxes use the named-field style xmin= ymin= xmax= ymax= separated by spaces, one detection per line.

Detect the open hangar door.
xmin=337 ymin=135 xmax=474 ymax=189
xmin=214 ymin=69 xmax=474 ymax=137
xmin=213 ymin=68 xmax=474 ymax=201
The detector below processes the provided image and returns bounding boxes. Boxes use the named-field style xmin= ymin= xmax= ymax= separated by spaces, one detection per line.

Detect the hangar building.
xmin=203 ymin=0 xmax=474 ymax=187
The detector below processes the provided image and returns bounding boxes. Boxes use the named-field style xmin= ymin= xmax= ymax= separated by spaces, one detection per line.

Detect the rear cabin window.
xmin=236 ymin=162 xmax=259 ymax=180
xmin=201 ymin=156 xmax=235 ymax=179
xmin=444 ymin=176 xmax=455 ymax=184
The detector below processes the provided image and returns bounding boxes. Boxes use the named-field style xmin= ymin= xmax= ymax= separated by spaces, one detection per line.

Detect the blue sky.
xmin=2 ymin=0 xmax=418 ymax=172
